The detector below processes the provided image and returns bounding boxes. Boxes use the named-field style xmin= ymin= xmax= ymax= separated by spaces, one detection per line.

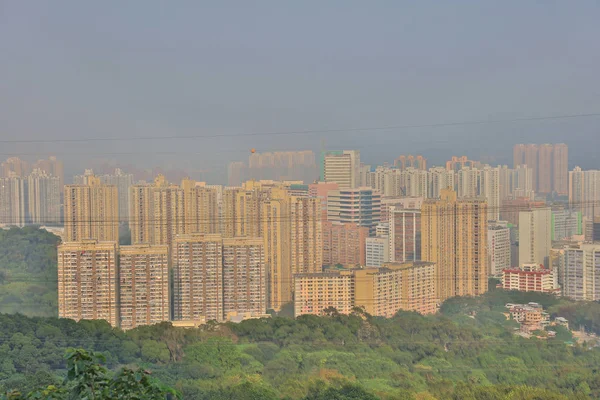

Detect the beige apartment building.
xmin=58 ymin=240 xmax=119 ymax=327
xmin=294 ymin=261 xmax=437 ymax=317
xmin=174 ymin=234 xmax=224 ymax=322
xmin=322 ymin=150 xmax=360 ymax=189
xmin=322 ymin=221 xmax=368 ymax=267
xmin=421 ymin=189 xmax=488 ymax=302
xmin=119 ymin=244 xmax=170 ymax=330
xmin=64 ymin=175 xmax=119 ymax=242
xmin=222 ymin=237 xmax=266 ymax=317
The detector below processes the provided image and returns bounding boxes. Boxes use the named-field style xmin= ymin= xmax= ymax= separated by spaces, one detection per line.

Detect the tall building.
xmin=173 ymin=234 xmax=224 ymax=322
xmin=33 ymin=156 xmax=64 ymax=190
xmin=394 ymin=155 xmax=427 ymax=170
xmin=322 ymin=150 xmax=360 ymax=189
xmin=294 ymin=261 xmax=437 ymax=317
xmin=27 ymin=169 xmax=61 ymax=225
xmin=1 ymin=157 xmax=30 ymax=178
xmin=479 ymin=166 xmax=500 ymax=221
xmin=119 ymin=244 xmax=170 ymax=330
xmin=64 ymin=176 xmax=119 ymax=242
xmin=222 ymin=237 xmax=266 ymax=317
xmin=181 ymin=178 xmax=219 ymax=235
xmin=388 ymin=206 xmax=421 ymax=263
xmin=537 ymin=144 xmax=553 ymax=194
xmin=553 ymin=144 xmax=569 ymax=196
xmin=488 ymin=222 xmax=511 ymax=276
xmin=261 ymin=194 xmax=289 ymax=310
xmin=327 ymin=187 xmax=381 ymax=235
xmin=322 ymin=222 xmax=368 ymax=267
xmin=308 ymin=182 xmax=339 ymax=223
xmin=246 ymin=150 xmax=318 ymax=183
xmin=290 ymin=195 xmax=322 ymax=274
xmin=100 ymin=169 xmax=134 ymax=223
xmin=421 ymin=189 xmax=488 ymax=302
xmin=57 ymin=240 xmax=119 ymax=327
xmin=514 ymin=143 xmax=568 ymax=194
xmin=551 ymin=208 xmax=582 ymax=241
xmin=365 ymin=236 xmax=389 ymax=268
xmin=569 ymin=167 xmax=600 ymax=219
xmin=0 ymin=175 xmax=26 ymax=227
xmin=559 ymin=243 xmax=600 ymax=300
xmin=518 ymin=208 xmax=552 ymax=267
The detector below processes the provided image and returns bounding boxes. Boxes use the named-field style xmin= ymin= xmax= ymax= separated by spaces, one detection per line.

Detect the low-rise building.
xmin=502 ymin=264 xmax=558 ymax=293
xmin=294 ymin=261 xmax=437 ymax=317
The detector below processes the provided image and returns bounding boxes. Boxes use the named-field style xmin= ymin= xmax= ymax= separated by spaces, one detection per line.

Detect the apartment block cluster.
xmin=6 ymin=140 xmax=600 ymax=328
xmin=0 ymin=156 xmax=63 ymax=226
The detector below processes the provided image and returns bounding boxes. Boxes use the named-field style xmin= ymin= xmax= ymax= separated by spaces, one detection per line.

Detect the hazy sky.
xmin=1 ymin=1 xmax=599 ymax=183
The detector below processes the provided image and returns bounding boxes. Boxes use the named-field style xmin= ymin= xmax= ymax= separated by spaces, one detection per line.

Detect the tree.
xmin=1 ymin=349 xmax=178 ymax=400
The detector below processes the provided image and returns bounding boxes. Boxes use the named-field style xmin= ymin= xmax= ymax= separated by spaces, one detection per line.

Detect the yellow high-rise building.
xmin=119 ymin=244 xmax=170 ymax=330
xmin=64 ymin=175 xmax=119 ymax=242
xmin=58 ymin=240 xmax=119 ymax=327
xmin=421 ymin=188 xmax=488 ymax=302
xmin=173 ymin=234 xmax=224 ymax=322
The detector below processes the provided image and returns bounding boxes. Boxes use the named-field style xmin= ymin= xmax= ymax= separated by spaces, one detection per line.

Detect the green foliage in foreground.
xmin=1 ymin=348 xmax=177 ymax=400
xmin=0 ymin=303 xmax=599 ymax=400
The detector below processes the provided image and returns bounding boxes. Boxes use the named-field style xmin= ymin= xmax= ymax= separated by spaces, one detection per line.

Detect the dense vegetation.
xmin=3 ymin=227 xmax=600 ymax=399
xmin=1 ymin=302 xmax=599 ymax=399
xmin=0 ymin=227 xmax=60 ymax=317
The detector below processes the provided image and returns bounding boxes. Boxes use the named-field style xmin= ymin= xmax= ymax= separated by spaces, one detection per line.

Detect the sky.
xmin=1 ymin=1 xmax=599 ymax=183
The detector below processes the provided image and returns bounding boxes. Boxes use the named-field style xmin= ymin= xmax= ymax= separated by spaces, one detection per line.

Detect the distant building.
xmin=551 ymin=208 xmax=582 ymax=241
xmin=559 ymin=243 xmax=600 ymax=301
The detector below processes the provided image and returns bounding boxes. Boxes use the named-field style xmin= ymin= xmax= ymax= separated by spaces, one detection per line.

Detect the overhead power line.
xmin=1 ymin=112 xmax=599 ymax=144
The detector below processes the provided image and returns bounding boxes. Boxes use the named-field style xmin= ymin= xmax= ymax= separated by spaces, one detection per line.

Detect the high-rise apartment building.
xmin=100 ymin=169 xmax=134 ymax=223
xmin=327 ymin=187 xmax=381 ymax=235
xmin=173 ymin=234 xmax=224 ymax=322
xmin=394 ymin=155 xmax=427 ymax=170
xmin=537 ymin=144 xmax=553 ymax=194
xmin=33 ymin=156 xmax=64 ymax=190
xmin=551 ymin=208 xmax=582 ymax=241
xmin=569 ymin=167 xmax=600 ymax=219
xmin=64 ymin=176 xmax=119 ymax=242
xmin=308 ymin=182 xmax=339 ymax=223
xmin=1 ymin=157 xmax=30 ymax=178
xmin=513 ymin=143 xmax=568 ymax=194
xmin=294 ymin=261 xmax=437 ymax=317
xmin=181 ymin=178 xmax=219 ymax=235
xmin=553 ymin=144 xmax=569 ymax=196
xmin=488 ymin=222 xmax=511 ymax=276
xmin=0 ymin=175 xmax=26 ymax=227
xmin=388 ymin=206 xmax=421 ymax=263
xmin=290 ymin=195 xmax=322 ymax=274
xmin=27 ymin=169 xmax=61 ymax=225
xmin=479 ymin=166 xmax=500 ymax=221
xmin=173 ymin=234 xmax=266 ymax=322
xmin=365 ymin=236 xmax=389 ymax=268
xmin=222 ymin=237 xmax=266 ymax=317
xmin=421 ymin=189 xmax=488 ymax=302
xmin=119 ymin=244 xmax=170 ymax=330
xmin=322 ymin=222 xmax=368 ymax=267
xmin=518 ymin=208 xmax=552 ymax=267
xmin=322 ymin=150 xmax=360 ymax=189
xmin=559 ymin=243 xmax=600 ymax=301
xmin=58 ymin=240 xmax=119 ymax=327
